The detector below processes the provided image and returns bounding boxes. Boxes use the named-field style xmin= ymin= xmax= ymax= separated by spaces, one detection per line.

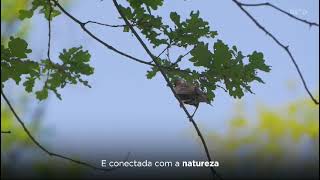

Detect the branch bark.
xmin=47 ymin=0 xmax=52 ymax=61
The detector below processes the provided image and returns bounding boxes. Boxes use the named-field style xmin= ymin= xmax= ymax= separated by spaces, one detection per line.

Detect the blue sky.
xmin=3 ymin=0 xmax=319 ymax=165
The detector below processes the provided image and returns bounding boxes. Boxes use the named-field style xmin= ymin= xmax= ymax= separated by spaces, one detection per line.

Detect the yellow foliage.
xmin=1 ymin=0 xmax=29 ymax=22
xmin=203 ymin=97 xmax=319 ymax=178
xmin=229 ymin=117 xmax=247 ymax=128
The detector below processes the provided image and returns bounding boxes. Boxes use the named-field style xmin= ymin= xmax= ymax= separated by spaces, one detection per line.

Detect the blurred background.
xmin=1 ymin=0 xmax=319 ymax=179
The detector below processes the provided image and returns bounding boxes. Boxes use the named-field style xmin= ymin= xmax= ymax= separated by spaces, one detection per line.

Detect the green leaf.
xmin=1 ymin=37 xmax=40 ymax=89
xmin=143 ymin=0 xmax=163 ymax=10
xmin=248 ymin=51 xmax=271 ymax=72
xmin=1 ymin=37 xmax=94 ymax=101
xmin=18 ymin=10 xmax=34 ymax=20
xmin=190 ymin=43 xmax=212 ymax=67
xmin=232 ymin=45 xmax=237 ymax=52
xmin=146 ymin=68 xmax=158 ymax=79
xmin=128 ymin=0 xmax=164 ymax=10
xmin=8 ymin=37 xmax=32 ymax=58
xmin=212 ymin=40 xmax=232 ymax=67
xmin=36 ymin=88 xmax=48 ymax=101
xmin=23 ymin=77 xmax=36 ymax=92
xmin=123 ymin=26 xmax=130 ymax=32
xmin=119 ymin=6 xmax=134 ymax=20
xmin=59 ymin=47 xmax=94 ymax=75
xmin=18 ymin=0 xmax=61 ymax=20
xmin=166 ymin=10 xmax=217 ymax=47
xmin=170 ymin=12 xmax=181 ymax=26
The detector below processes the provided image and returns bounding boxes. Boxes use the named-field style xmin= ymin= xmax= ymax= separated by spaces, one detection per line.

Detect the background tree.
xmin=201 ymin=96 xmax=319 ymax=179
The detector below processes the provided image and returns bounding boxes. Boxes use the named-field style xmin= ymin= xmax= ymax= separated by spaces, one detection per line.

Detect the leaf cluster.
xmin=1 ymin=37 xmax=94 ymax=100
xmin=19 ymin=0 xmax=61 ymax=20
xmin=120 ymin=0 xmax=270 ymax=102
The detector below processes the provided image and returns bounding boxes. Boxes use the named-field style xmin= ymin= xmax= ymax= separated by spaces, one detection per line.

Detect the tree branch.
xmin=45 ymin=0 xmax=53 ymax=85
xmin=1 ymin=131 xmax=11 ymax=134
xmin=1 ymin=89 xmax=130 ymax=171
xmin=216 ymin=85 xmax=228 ymax=93
xmin=83 ymin=20 xmax=127 ymax=27
xmin=232 ymin=0 xmax=319 ymax=105
xmin=47 ymin=0 xmax=52 ymax=61
xmin=171 ymin=49 xmax=192 ymax=67
xmin=113 ymin=1 xmax=223 ymax=179
xmin=238 ymin=2 xmax=319 ymax=27
xmin=157 ymin=44 xmax=171 ymax=59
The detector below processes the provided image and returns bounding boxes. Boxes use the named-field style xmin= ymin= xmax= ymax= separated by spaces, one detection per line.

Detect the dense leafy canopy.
xmin=119 ymin=0 xmax=270 ymax=102
xmin=1 ymin=0 xmax=270 ymax=103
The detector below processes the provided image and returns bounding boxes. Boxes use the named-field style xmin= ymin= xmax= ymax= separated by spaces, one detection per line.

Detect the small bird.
xmin=173 ymin=79 xmax=211 ymax=117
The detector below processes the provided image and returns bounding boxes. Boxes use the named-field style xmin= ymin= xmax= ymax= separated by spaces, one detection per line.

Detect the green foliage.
xmin=2 ymin=0 xmax=271 ymax=104
xmin=146 ymin=58 xmax=178 ymax=79
xmin=1 ymin=37 xmax=94 ymax=101
xmin=118 ymin=0 xmax=271 ymax=103
xmin=167 ymin=11 xmax=218 ymax=47
xmin=39 ymin=47 xmax=94 ymax=100
xmin=127 ymin=0 xmax=163 ymax=10
xmin=1 ymin=37 xmax=40 ymax=88
xmin=19 ymin=0 xmax=61 ymax=20
xmin=119 ymin=1 xmax=167 ymax=47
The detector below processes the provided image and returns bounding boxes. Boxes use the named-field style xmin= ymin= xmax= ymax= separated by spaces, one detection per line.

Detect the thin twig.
xmin=83 ymin=20 xmax=127 ymax=27
xmin=45 ymin=0 xmax=53 ymax=85
xmin=147 ymin=44 xmax=172 ymax=64
xmin=232 ymin=0 xmax=319 ymax=105
xmin=171 ymin=49 xmax=192 ymax=67
xmin=157 ymin=44 xmax=171 ymax=59
xmin=47 ymin=0 xmax=52 ymax=61
xmin=216 ymin=85 xmax=227 ymax=93
xmin=166 ymin=47 xmax=171 ymax=61
xmin=191 ymin=106 xmax=199 ymax=118
xmin=238 ymin=2 xmax=319 ymax=27
xmin=113 ymin=1 xmax=223 ymax=179
xmin=1 ymin=131 xmax=11 ymax=134
xmin=1 ymin=89 xmax=130 ymax=171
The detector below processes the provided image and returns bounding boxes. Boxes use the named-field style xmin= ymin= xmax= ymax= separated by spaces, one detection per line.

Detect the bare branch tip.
xmin=1 ymin=130 xmax=11 ymax=134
